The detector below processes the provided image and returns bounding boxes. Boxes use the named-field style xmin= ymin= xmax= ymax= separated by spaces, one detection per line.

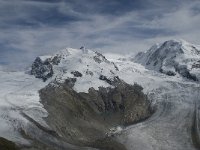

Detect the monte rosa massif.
xmin=0 ymin=39 xmax=200 ymax=150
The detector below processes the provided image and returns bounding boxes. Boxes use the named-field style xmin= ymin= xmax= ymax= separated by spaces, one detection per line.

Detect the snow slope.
xmin=0 ymin=69 xmax=95 ymax=150
xmin=0 ymin=70 xmax=48 ymax=145
xmin=109 ymin=57 xmax=199 ymax=150
xmin=31 ymin=48 xmax=119 ymax=92
xmin=134 ymin=39 xmax=200 ymax=81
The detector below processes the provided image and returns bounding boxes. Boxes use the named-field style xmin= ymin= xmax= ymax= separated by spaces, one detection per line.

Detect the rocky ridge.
xmin=39 ymin=77 xmax=152 ymax=148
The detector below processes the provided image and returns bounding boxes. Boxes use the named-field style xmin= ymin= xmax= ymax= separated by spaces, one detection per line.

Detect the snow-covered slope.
xmin=109 ymin=53 xmax=200 ymax=150
xmin=0 ymin=69 xmax=48 ymax=145
xmin=1 ymin=40 xmax=200 ymax=150
xmin=134 ymin=39 xmax=200 ymax=81
xmin=31 ymin=47 xmax=119 ymax=92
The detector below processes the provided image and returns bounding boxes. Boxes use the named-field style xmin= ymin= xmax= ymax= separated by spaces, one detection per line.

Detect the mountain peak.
xmin=30 ymin=48 xmax=119 ymax=92
xmin=134 ymin=39 xmax=200 ymax=81
xmin=147 ymin=39 xmax=199 ymax=55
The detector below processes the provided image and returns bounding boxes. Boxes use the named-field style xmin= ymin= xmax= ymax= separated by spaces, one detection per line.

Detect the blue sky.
xmin=0 ymin=0 xmax=200 ymax=69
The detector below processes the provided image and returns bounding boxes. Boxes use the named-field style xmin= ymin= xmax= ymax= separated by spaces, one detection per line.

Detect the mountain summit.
xmin=134 ymin=39 xmax=200 ymax=81
xmin=31 ymin=47 xmax=119 ymax=92
xmin=30 ymin=47 xmax=152 ymax=148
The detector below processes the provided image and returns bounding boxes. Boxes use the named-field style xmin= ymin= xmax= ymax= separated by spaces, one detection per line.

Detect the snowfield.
xmin=114 ymin=59 xmax=199 ymax=150
xmin=0 ymin=71 xmax=48 ymax=145
xmin=0 ymin=40 xmax=200 ymax=150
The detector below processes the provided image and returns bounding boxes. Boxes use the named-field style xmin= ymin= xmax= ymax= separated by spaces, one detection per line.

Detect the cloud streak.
xmin=0 ymin=0 xmax=200 ymax=69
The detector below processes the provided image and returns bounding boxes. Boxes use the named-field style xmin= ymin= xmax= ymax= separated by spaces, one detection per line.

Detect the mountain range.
xmin=0 ymin=39 xmax=200 ymax=150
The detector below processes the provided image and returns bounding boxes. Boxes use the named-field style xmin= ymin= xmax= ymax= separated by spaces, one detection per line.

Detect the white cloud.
xmin=0 ymin=0 xmax=200 ymax=69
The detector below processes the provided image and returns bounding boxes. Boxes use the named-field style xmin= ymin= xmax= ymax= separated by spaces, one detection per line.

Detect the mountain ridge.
xmin=30 ymin=47 xmax=119 ymax=93
xmin=0 ymin=39 xmax=200 ymax=150
xmin=134 ymin=39 xmax=200 ymax=81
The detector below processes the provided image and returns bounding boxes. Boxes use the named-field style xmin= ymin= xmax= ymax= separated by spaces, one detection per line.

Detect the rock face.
xmin=39 ymin=78 xmax=152 ymax=147
xmin=0 ymin=137 xmax=19 ymax=150
xmin=93 ymin=51 xmax=110 ymax=64
xmin=71 ymin=71 xmax=82 ymax=77
xmin=99 ymin=75 xmax=120 ymax=85
xmin=31 ymin=57 xmax=53 ymax=81
xmin=134 ymin=40 xmax=200 ymax=81
xmin=30 ymin=53 xmax=63 ymax=81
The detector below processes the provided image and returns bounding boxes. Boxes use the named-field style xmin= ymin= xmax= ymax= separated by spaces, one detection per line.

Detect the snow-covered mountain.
xmin=1 ymin=40 xmax=200 ymax=150
xmin=30 ymin=47 xmax=119 ymax=92
xmin=134 ymin=39 xmax=200 ymax=81
xmin=26 ymin=47 xmax=152 ymax=149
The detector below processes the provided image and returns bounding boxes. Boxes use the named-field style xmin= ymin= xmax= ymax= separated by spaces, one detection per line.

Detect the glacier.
xmin=0 ymin=40 xmax=200 ymax=150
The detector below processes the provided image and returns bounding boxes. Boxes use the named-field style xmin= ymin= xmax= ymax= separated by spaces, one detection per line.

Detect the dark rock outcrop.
xmin=192 ymin=60 xmax=200 ymax=69
xmin=39 ymin=78 xmax=152 ymax=147
xmin=176 ymin=65 xmax=198 ymax=81
xmin=51 ymin=55 xmax=61 ymax=65
xmin=31 ymin=55 xmax=62 ymax=81
xmin=99 ymin=75 xmax=120 ymax=85
xmin=71 ymin=71 xmax=82 ymax=77
xmin=31 ymin=57 xmax=53 ymax=81
xmin=0 ymin=137 xmax=19 ymax=150
xmin=93 ymin=52 xmax=110 ymax=64
xmin=86 ymin=70 xmax=94 ymax=76
xmin=93 ymin=52 xmax=119 ymax=71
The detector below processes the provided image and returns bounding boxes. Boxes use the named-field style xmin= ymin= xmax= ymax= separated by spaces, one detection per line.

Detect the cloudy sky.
xmin=0 ymin=0 xmax=200 ymax=69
